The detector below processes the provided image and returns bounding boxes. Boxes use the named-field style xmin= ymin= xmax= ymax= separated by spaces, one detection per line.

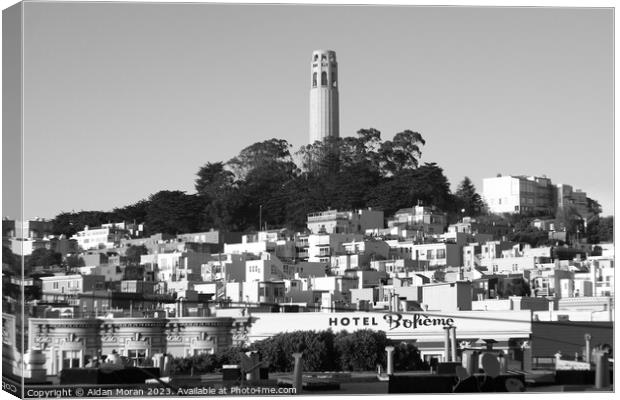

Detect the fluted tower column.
xmin=309 ymin=49 xmax=339 ymax=144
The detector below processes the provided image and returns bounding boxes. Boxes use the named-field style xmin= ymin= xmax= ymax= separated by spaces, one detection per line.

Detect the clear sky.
xmin=6 ymin=2 xmax=615 ymax=219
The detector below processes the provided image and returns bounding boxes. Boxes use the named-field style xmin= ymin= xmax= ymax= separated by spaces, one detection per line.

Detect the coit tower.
xmin=309 ymin=49 xmax=339 ymax=144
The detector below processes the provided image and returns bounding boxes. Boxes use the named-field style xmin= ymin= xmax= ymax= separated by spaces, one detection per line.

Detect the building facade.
xmin=28 ymin=315 xmax=237 ymax=376
xmin=482 ymin=175 xmax=589 ymax=216
xmin=307 ymin=209 xmax=384 ymax=235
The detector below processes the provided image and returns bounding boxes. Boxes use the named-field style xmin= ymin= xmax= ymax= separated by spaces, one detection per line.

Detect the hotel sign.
xmin=246 ymin=310 xmax=532 ymax=343
xmin=328 ymin=313 xmax=455 ymax=331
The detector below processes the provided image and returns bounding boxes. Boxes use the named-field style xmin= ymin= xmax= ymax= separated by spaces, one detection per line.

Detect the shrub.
xmin=392 ymin=341 xmax=428 ymax=371
xmin=251 ymin=330 xmax=337 ymax=372
xmin=334 ymin=330 xmax=388 ymax=371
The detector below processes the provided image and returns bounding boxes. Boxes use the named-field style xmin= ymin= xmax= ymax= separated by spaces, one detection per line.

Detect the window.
xmin=312 ymin=72 xmax=317 ymax=87
xmin=314 ymin=54 xmax=319 ymax=61
xmin=427 ymin=250 xmax=434 ymax=260
xmin=331 ymin=72 xmax=337 ymax=87
xmin=436 ymin=249 xmax=446 ymax=259
xmin=321 ymin=72 xmax=327 ymax=86
xmin=127 ymin=349 xmax=146 ymax=366
xmin=62 ymin=350 xmax=80 ymax=369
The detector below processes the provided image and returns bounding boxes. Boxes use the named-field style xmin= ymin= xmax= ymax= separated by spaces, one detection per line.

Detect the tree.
xmin=51 ymin=211 xmax=112 ymax=236
xmin=586 ymin=216 xmax=613 ymax=244
xmin=2 ymin=246 xmax=19 ymax=275
xmin=392 ymin=341 xmax=428 ymax=371
xmin=455 ymin=177 xmax=485 ymax=217
xmin=586 ymin=197 xmax=603 ymax=218
xmin=65 ymin=254 xmax=85 ymax=269
xmin=227 ymin=138 xmax=296 ymax=181
xmin=334 ymin=330 xmax=387 ymax=371
xmin=112 ymin=200 xmax=149 ymax=225
xmin=498 ymin=277 xmax=531 ymax=297
xmin=26 ymin=248 xmax=62 ymax=270
xmin=252 ymin=330 xmax=338 ymax=372
xmin=195 ymin=162 xmax=235 ymax=198
xmin=379 ymin=130 xmax=426 ymax=175
xmin=555 ymin=205 xmax=585 ymax=244
xmin=367 ymin=162 xmax=452 ymax=216
xmin=508 ymin=227 xmax=550 ymax=247
xmin=125 ymin=245 xmax=148 ymax=266
xmin=230 ymin=141 xmax=299 ymax=231
xmin=145 ymin=191 xmax=204 ymax=235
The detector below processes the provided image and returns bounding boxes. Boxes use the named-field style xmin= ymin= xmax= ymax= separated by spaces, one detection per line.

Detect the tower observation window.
xmin=321 ymin=71 xmax=327 ymax=86
xmin=312 ymin=72 xmax=317 ymax=87
xmin=332 ymin=72 xmax=337 ymax=87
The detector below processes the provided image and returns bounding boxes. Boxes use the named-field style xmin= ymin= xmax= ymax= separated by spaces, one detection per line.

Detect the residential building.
xmin=306 ymin=233 xmax=363 ymax=264
xmin=243 ymin=280 xmax=286 ymax=304
xmin=70 ymin=226 xmax=125 ymax=251
xmin=387 ymin=205 xmax=447 ymax=234
xmin=306 ymin=209 xmax=384 ymax=235
xmin=331 ymin=240 xmax=390 ymax=274
xmin=483 ymin=174 xmax=588 ymax=216
xmin=155 ymin=251 xmax=211 ymax=282
xmin=40 ymin=274 xmax=106 ymax=303
xmin=28 ymin=315 xmax=236 ymax=375
xmin=421 ymin=281 xmax=473 ymax=311
xmin=387 ymin=240 xmax=462 ymax=268
xmin=201 ymin=253 xmax=247 ymax=283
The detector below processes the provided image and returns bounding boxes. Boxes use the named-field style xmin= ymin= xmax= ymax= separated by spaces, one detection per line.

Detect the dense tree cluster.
xmin=169 ymin=330 xmax=426 ymax=375
xmin=170 ymin=346 xmax=245 ymax=375
xmin=50 ymin=129 xmax=461 ymax=234
xmin=46 ymin=129 xmax=609 ymax=247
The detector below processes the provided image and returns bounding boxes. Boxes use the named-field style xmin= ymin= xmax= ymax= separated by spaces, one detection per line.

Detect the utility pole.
xmin=259 ymin=205 xmax=263 ymax=232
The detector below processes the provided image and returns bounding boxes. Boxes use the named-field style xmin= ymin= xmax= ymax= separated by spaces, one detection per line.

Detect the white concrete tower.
xmin=309 ymin=49 xmax=339 ymax=144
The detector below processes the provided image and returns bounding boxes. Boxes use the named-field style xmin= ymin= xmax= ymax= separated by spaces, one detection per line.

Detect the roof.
xmin=531 ymin=321 xmax=613 ymax=358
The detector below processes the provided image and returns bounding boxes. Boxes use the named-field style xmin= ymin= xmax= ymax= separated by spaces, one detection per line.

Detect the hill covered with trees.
xmin=48 ymin=128 xmax=609 ymax=243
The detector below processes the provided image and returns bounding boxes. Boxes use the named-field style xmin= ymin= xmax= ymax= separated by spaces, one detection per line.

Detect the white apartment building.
xmin=71 ymin=226 xmax=118 ymax=250
xmin=224 ymin=230 xmax=296 ymax=259
xmin=483 ymin=175 xmax=555 ymax=214
xmin=386 ymin=240 xmax=462 ymax=268
xmin=155 ymin=251 xmax=211 ymax=282
xmin=588 ymin=256 xmax=614 ymax=297
xmin=306 ymin=209 xmax=384 ymax=235
xmin=483 ymin=175 xmax=589 ymax=216
xmin=387 ymin=205 xmax=447 ymax=234
xmin=245 ymin=253 xmax=327 ymax=283
xmin=306 ymin=233 xmax=363 ymax=264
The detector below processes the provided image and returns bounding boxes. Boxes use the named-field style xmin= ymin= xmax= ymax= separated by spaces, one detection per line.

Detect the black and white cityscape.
xmin=2 ymin=1 xmax=614 ymax=398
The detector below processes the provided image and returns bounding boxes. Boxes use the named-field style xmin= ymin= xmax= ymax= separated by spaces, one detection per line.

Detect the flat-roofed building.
xmin=307 ymin=209 xmax=384 ymax=235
